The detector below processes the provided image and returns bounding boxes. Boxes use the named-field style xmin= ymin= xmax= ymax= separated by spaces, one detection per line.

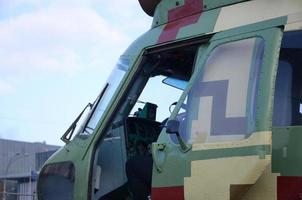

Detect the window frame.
xmin=164 ymin=28 xmax=283 ymax=145
xmin=87 ymin=39 xmax=210 ymax=198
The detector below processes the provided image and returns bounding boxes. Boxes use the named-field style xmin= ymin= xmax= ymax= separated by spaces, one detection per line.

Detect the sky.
xmin=0 ymin=0 xmax=152 ymax=145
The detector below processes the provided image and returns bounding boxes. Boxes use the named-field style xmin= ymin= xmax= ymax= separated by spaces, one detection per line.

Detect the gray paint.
xmin=192 ymin=80 xmax=247 ymax=135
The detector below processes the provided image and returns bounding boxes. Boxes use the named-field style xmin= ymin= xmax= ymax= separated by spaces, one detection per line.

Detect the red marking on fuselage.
xmin=277 ymin=176 xmax=302 ymax=200
xmin=152 ymin=186 xmax=184 ymax=200
xmin=157 ymin=0 xmax=203 ymax=44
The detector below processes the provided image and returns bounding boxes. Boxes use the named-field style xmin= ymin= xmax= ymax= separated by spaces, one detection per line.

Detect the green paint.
xmin=42 ymin=143 xmax=94 ymax=200
xmin=156 ymin=44 xmax=210 ymax=143
xmin=177 ymin=9 xmax=220 ymax=39
xmin=254 ymin=28 xmax=283 ymax=132
xmin=38 ymin=0 xmax=292 ymax=198
xmin=245 ymin=38 xmax=265 ymax=135
xmin=152 ymin=144 xmax=271 ymax=187
xmin=190 ymin=145 xmax=271 ymax=161
xmin=203 ymin=0 xmax=250 ymax=11
xmin=51 ymin=24 xmax=284 ymax=199
xmin=211 ymin=27 xmax=283 ymax=133
xmin=40 ymin=32 xmax=155 ymax=199
xmin=153 ymin=27 xmax=283 ymax=188
xmin=272 ymin=126 xmax=302 ymax=176
xmin=83 ymin=25 xmax=168 ymax=151
xmin=123 ymin=27 xmax=163 ymax=56
xmin=152 ymin=0 xmax=249 ymax=28
xmin=152 ymin=0 xmax=180 ymax=28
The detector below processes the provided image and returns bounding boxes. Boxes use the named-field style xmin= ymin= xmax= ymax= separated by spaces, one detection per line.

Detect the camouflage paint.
xmin=186 ymin=37 xmax=263 ymax=140
xmin=238 ymin=165 xmax=279 ymax=200
xmin=272 ymin=126 xmax=302 ymax=176
xmin=152 ymin=186 xmax=184 ymax=200
xmin=152 ymin=27 xmax=283 ymax=199
xmin=184 ymin=155 xmax=271 ymax=199
xmin=151 ymin=0 xmax=249 ymax=29
xmin=192 ymin=80 xmax=247 ymax=135
xmin=152 ymin=142 xmax=271 ymax=186
xmin=157 ymin=0 xmax=203 ymax=43
xmin=285 ymin=12 xmax=302 ymax=31
xmin=38 ymin=0 xmax=302 ymax=199
xmin=203 ymin=0 xmax=249 ymax=10
xmin=277 ymin=176 xmax=302 ymax=200
xmin=214 ymin=0 xmax=302 ymax=32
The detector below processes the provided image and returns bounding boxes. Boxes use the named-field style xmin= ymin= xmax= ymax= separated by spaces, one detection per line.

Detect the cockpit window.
xmin=91 ymin=42 xmax=200 ymax=199
xmin=77 ymin=57 xmax=130 ymax=137
xmin=171 ymin=38 xmax=265 ymax=144
xmin=273 ymin=30 xmax=302 ymax=126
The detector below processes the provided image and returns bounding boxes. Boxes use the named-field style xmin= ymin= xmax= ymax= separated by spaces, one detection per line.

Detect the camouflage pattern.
xmin=38 ymin=0 xmax=302 ymax=199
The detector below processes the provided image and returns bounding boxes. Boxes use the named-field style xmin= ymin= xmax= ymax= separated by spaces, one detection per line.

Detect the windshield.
xmin=78 ymin=57 xmax=130 ymax=137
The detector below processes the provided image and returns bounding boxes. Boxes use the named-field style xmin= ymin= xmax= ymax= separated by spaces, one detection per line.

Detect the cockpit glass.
xmin=77 ymin=57 xmax=130 ymax=137
xmin=162 ymin=77 xmax=188 ymax=90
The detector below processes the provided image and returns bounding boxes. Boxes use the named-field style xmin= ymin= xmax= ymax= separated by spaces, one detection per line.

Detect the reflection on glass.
xmin=162 ymin=77 xmax=188 ymax=90
xmin=77 ymin=57 xmax=130 ymax=137
xmin=171 ymin=38 xmax=265 ymax=144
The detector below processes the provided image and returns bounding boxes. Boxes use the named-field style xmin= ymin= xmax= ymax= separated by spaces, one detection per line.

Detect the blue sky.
xmin=0 ymin=0 xmax=152 ymax=145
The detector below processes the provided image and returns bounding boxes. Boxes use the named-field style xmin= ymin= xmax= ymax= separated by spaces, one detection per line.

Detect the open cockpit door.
xmin=89 ymin=39 xmax=205 ymax=200
xmin=152 ymin=26 xmax=283 ymax=199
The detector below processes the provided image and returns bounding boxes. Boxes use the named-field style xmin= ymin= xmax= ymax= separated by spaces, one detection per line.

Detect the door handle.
xmin=152 ymin=143 xmax=166 ymax=173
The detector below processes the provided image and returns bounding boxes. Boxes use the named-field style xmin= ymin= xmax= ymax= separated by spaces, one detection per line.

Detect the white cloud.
xmin=0 ymin=1 xmax=152 ymax=144
xmin=89 ymin=0 xmax=153 ymax=36
xmin=0 ymin=4 xmax=131 ymax=75
xmin=0 ymin=80 xmax=14 ymax=95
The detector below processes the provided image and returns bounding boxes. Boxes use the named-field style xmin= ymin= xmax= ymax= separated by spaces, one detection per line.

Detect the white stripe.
xmin=214 ymin=0 xmax=302 ymax=32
